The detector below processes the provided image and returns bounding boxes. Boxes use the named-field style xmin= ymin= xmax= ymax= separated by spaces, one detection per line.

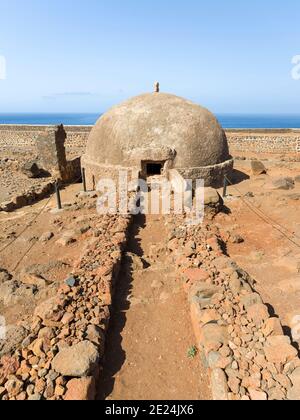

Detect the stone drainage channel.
xmin=98 ymin=213 xmax=211 ymax=401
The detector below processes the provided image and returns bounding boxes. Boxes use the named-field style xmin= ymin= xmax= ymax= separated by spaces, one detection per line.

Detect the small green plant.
xmin=187 ymin=345 xmax=198 ymax=359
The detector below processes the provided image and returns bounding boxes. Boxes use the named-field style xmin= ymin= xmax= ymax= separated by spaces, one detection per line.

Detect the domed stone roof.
xmin=85 ymin=92 xmax=230 ymax=169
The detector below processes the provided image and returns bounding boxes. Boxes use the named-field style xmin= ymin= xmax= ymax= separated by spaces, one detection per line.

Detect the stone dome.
xmin=82 ymin=92 xmax=233 ymax=188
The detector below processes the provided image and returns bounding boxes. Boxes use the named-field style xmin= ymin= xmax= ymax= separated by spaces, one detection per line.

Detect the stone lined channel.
xmin=98 ymin=213 xmax=210 ymax=400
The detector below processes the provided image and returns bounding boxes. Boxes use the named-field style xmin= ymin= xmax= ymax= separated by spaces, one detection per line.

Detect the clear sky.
xmin=0 ymin=0 xmax=300 ymax=114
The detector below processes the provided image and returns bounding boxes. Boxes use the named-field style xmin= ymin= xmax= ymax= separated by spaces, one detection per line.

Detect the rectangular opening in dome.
xmin=146 ymin=162 xmax=163 ymax=176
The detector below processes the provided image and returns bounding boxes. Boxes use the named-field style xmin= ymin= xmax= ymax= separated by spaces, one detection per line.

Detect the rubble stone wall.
xmin=1 ymin=126 xmax=300 ymax=155
xmin=226 ymin=130 xmax=300 ymax=154
xmin=168 ymin=216 xmax=300 ymax=400
xmin=0 ymin=125 xmax=91 ymax=149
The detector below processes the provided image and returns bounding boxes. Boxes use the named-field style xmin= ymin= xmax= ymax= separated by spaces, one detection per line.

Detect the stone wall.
xmin=0 ymin=125 xmax=91 ymax=149
xmin=1 ymin=125 xmax=300 ymax=155
xmin=169 ymin=214 xmax=300 ymax=401
xmin=226 ymin=130 xmax=300 ymax=154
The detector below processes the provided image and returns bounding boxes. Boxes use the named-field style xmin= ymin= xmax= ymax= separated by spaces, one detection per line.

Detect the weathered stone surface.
xmin=34 ymin=297 xmax=63 ymax=324
xmin=264 ymin=336 xmax=298 ymax=364
xmin=268 ymin=387 xmax=286 ymax=401
xmin=207 ymin=352 xmax=232 ymax=370
xmin=52 ymin=341 xmax=99 ymax=377
xmin=262 ymin=318 xmax=283 ymax=337
xmin=39 ymin=232 xmax=54 ymax=243
xmin=247 ymin=303 xmax=269 ymax=325
xmin=290 ymin=367 xmax=300 ymax=386
xmin=272 ymin=177 xmax=295 ymax=191
xmin=211 ymin=368 xmax=228 ymax=400
xmin=241 ymin=293 xmax=263 ymax=310
xmin=248 ymin=388 xmax=267 ymax=401
xmin=0 ymin=269 xmax=12 ymax=284
xmin=4 ymin=376 xmax=23 ymax=397
xmin=64 ymin=377 xmax=96 ymax=401
xmin=0 ymin=325 xmax=28 ymax=357
xmin=200 ymin=323 xmax=228 ymax=352
xmin=19 ymin=269 xmax=47 ymax=288
xmin=184 ymin=268 xmax=210 ymax=284
xmin=287 ymin=370 xmax=300 ymax=400
xmin=251 ymin=161 xmax=267 ymax=176
xmin=21 ymin=161 xmax=41 ymax=179
xmin=0 ymin=281 xmax=18 ymax=305
xmin=85 ymin=325 xmax=105 ymax=357
xmin=83 ymin=93 xmax=233 ymax=189
xmin=189 ymin=283 xmax=220 ymax=309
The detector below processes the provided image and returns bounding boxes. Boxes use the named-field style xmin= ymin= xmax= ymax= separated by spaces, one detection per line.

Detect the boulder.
xmin=287 ymin=368 xmax=300 ymax=401
xmin=264 ymin=335 xmax=298 ymax=364
xmin=0 ymin=325 xmax=28 ymax=357
xmin=64 ymin=377 xmax=96 ymax=401
xmin=183 ymin=269 xmax=210 ymax=292
xmin=39 ymin=232 xmax=54 ymax=243
xmin=0 ymin=281 xmax=18 ymax=305
xmin=262 ymin=318 xmax=283 ymax=337
xmin=251 ymin=161 xmax=267 ymax=176
xmin=211 ymin=368 xmax=228 ymax=401
xmin=189 ymin=283 xmax=221 ymax=309
xmin=85 ymin=325 xmax=105 ymax=357
xmin=4 ymin=376 xmax=24 ymax=397
xmin=34 ymin=297 xmax=64 ymax=325
xmin=204 ymin=188 xmax=223 ymax=217
xmin=248 ymin=388 xmax=267 ymax=401
xmin=290 ymin=368 xmax=300 ymax=387
xmin=0 ymin=269 xmax=12 ymax=284
xmin=247 ymin=303 xmax=269 ymax=326
xmin=272 ymin=177 xmax=295 ymax=191
xmin=294 ymin=175 xmax=300 ymax=184
xmin=241 ymin=293 xmax=263 ymax=310
xmin=52 ymin=341 xmax=99 ymax=377
xmin=21 ymin=161 xmax=41 ymax=179
xmin=200 ymin=323 xmax=228 ymax=352
xmin=19 ymin=269 xmax=47 ymax=288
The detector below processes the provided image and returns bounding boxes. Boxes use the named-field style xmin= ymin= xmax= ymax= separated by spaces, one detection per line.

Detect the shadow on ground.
xmin=229 ymin=169 xmax=250 ymax=185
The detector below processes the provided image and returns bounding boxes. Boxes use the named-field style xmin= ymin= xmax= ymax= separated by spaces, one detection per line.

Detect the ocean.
xmin=0 ymin=113 xmax=300 ymax=129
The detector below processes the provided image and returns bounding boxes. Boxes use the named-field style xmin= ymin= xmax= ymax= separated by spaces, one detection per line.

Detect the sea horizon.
xmin=1 ymin=112 xmax=300 ymax=129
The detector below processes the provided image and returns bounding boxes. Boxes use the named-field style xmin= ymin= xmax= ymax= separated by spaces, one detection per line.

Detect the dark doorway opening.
xmin=146 ymin=163 xmax=163 ymax=176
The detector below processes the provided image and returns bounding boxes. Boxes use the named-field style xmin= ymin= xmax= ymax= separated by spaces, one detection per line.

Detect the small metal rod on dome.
xmin=154 ymin=82 xmax=160 ymax=93
xmin=82 ymin=167 xmax=87 ymax=192
xmin=55 ymin=181 xmax=62 ymax=210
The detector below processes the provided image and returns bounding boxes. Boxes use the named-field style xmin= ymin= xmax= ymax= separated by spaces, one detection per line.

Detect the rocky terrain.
xmin=0 ymin=191 xmax=131 ymax=400
xmin=0 ymin=139 xmax=299 ymax=400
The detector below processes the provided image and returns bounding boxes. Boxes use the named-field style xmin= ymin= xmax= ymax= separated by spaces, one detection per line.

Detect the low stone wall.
xmin=168 ymin=215 xmax=300 ymax=401
xmin=0 ymin=182 xmax=55 ymax=212
xmin=1 ymin=126 xmax=300 ymax=156
xmin=0 ymin=211 xmax=132 ymax=401
xmin=179 ymin=159 xmax=234 ymax=188
xmin=0 ymin=125 xmax=91 ymax=150
xmin=226 ymin=130 xmax=300 ymax=154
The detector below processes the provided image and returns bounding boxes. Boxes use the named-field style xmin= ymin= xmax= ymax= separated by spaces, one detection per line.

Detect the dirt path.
xmin=98 ymin=213 xmax=211 ymax=401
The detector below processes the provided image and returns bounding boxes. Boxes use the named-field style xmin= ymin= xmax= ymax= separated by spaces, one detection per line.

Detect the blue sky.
xmin=0 ymin=0 xmax=299 ymax=114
